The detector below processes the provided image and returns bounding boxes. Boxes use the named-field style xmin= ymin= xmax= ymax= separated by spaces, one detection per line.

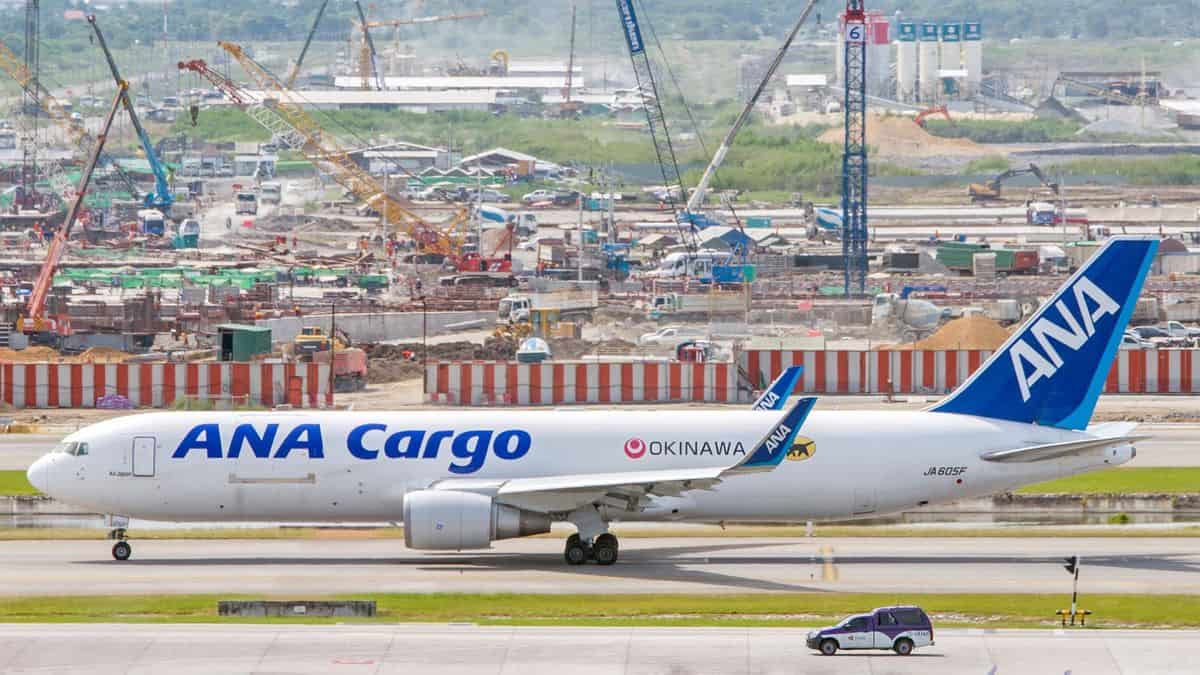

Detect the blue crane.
xmin=87 ymin=14 xmax=174 ymax=213
xmin=613 ymin=0 xmax=695 ymax=252
xmin=842 ymin=1 xmax=869 ymax=296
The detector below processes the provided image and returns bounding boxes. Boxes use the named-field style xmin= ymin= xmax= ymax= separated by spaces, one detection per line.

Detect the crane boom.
xmin=24 ymin=84 xmax=125 ymax=336
xmin=0 ymin=38 xmax=140 ymax=202
xmin=179 ymin=46 xmax=459 ymax=255
xmin=613 ymin=0 xmax=692 ymax=248
xmin=685 ymin=0 xmax=819 ymax=215
xmin=287 ymin=0 xmax=330 ymax=89
xmin=87 ymin=14 xmax=173 ymax=211
xmin=364 ymin=10 xmax=487 ymax=29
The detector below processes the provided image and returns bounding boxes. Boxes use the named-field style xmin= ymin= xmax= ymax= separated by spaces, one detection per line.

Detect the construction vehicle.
xmin=293 ymin=326 xmax=366 ymax=391
xmin=18 ymin=79 xmax=127 ymax=340
xmin=88 ymin=15 xmax=174 ymax=214
xmin=967 ymin=163 xmax=1058 ymax=202
xmin=180 ymin=49 xmax=463 ymax=258
xmin=497 ymin=290 xmax=598 ymax=327
xmin=914 ymin=104 xmax=952 ymax=128
xmin=648 ymin=292 xmax=745 ymax=321
xmin=871 ymin=293 xmax=949 ymax=342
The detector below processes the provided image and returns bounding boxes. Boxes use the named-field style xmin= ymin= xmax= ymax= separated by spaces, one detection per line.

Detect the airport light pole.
xmin=1064 ymin=555 xmax=1080 ymax=622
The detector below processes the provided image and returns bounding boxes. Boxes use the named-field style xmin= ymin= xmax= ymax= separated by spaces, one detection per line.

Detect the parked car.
xmin=1121 ymin=331 xmax=1154 ymax=349
xmin=477 ymin=188 xmax=511 ymax=203
xmin=638 ymin=325 xmax=707 ymax=347
xmin=1164 ymin=321 xmax=1200 ymax=340
xmin=552 ymin=190 xmax=581 ymax=206
xmin=521 ymin=189 xmax=556 ymax=205
xmin=807 ymin=606 xmax=934 ymax=656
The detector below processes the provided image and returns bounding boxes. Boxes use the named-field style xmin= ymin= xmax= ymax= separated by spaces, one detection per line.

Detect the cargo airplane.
xmin=28 ymin=238 xmax=1155 ymax=566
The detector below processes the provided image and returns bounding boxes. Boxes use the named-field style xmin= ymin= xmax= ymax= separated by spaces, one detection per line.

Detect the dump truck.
xmin=648 ymin=293 xmax=745 ymax=320
xmin=497 ymin=289 xmax=598 ymax=326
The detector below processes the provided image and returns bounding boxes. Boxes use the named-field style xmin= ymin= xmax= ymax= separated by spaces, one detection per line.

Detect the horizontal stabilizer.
xmin=980 ymin=435 xmax=1149 ymax=463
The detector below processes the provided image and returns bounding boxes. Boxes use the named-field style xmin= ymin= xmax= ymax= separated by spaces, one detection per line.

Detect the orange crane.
xmin=179 ymin=45 xmax=464 ymax=257
xmin=21 ymin=82 xmax=126 ymax=338
xmin=352 ymin=9 xmax=487 ymax=90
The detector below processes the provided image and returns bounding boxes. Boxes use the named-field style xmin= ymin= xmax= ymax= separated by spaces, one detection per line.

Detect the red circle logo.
xmin=624 ymin=438 xmax=647 ymax=459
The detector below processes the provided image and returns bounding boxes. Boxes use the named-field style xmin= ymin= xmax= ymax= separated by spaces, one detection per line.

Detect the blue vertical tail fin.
xmin=751 ymin=366 xmax=803 ymax=411
xmin=931 ymin=237 xmax=1158 ymax=430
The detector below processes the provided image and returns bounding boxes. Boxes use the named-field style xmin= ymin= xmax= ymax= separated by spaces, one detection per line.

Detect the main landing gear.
xmin=564 ymin=533 xmax=619 ymax=566
xmin=563 ymin=505 xmax=618 ymax=566
xmin=109 ymin=528 xmax=132 ymax=561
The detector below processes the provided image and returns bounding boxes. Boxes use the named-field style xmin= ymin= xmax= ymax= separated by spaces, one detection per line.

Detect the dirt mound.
xmin=256 ymin=215 xmax=359 ymax=233
xmin=73 ymin=347 xmax=132 ymax=363
xmin=364 ymin=338 xmax=520 ymax=384
xmin=886 ymin=315 xmax=1011 ymax=351
xmin=0 ymin=346 xmax=61 ymax=362
xmin=819 ymin=115 xmax=991 ymax=159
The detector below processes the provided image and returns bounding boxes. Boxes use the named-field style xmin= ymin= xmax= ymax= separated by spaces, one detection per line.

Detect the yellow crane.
xmin=180 ymin=44 xmax=466 ymax=256
xmin=352 ymin=9 xmax=487 ymax=90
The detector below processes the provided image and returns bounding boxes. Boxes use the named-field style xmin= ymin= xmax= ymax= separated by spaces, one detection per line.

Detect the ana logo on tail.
xmin=1010 ymin=277 xmax=1119 ymax=402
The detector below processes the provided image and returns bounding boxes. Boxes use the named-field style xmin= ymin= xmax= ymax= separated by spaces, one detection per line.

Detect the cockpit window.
xmin=52 ymin=442 xmax=87 ymax=456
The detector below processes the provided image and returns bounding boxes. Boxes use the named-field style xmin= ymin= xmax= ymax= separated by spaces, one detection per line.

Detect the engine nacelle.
xmin=403 ymin=489 xmax=551 ymax=550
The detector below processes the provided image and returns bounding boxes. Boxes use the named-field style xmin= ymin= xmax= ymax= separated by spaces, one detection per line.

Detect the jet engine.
xmin=403 ymin=490 xmax=551 ymax=550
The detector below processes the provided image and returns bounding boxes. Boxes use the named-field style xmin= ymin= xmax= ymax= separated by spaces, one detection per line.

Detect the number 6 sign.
xmin=845 ymin=23 xmax=865 ymax=43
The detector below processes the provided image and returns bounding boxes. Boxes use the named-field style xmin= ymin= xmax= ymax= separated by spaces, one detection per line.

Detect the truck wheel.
xmin=819 ymin=639 xmax=838 ymax=656
xmin=893 ymin=638 xmax=913 ymax=656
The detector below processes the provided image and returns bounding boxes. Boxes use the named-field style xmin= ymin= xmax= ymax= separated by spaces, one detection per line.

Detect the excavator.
xmin=914 ymin=104 xmax=952 ymax=128
xmin=967 ymin=163 xmax=1059 ymax=203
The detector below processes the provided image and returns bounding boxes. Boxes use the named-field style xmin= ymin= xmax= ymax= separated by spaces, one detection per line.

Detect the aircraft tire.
xmin=112 ymin=541 xmax=132 ymax=561
xmin=564 ymin=534 xmax=588 ymax=566
xmin=592 ymin=534 xmax=618 ymax=566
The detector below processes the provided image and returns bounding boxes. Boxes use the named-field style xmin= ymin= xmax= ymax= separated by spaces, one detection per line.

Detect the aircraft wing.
xmin=979 ymin=434 xmax=1149 ymax=463
xmin=430 ymin=397 xmax=817 ymax=514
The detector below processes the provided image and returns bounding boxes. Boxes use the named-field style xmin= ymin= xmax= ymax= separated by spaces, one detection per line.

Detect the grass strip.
xmin=0 ymin=471 xmax=37 ymax=496
xmin=0 ymin=593 xmax=1196 ymax=629
xmin=1018 ymin=467 xmax=1200 ymax=494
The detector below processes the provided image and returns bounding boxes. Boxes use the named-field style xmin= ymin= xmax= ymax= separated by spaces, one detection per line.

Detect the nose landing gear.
xmin=109 ymin=528 xmax=131 ymax=561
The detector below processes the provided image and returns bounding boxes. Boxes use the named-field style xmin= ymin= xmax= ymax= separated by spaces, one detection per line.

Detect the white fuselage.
xmin=28 ymin=408 xmax=1132 ymax=525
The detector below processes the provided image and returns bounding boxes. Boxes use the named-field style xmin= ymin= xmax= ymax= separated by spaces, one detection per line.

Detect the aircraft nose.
xmin=26 ymin=455 xmax=52 ymax=494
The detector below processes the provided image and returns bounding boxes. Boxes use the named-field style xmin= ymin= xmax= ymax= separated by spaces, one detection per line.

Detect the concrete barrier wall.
xmin=425 ymin=361 xmax=742 ymax=405
xmin=0 ymin=362 xmax=333 ymax=409
xmin=258 ymin=311 xmax=491 ymax=343
xmin=426 ymin=349 xmax=1200 ymax=406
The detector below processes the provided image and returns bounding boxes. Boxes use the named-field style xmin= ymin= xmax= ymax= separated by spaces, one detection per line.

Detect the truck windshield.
xmin=498 ymin=300 xmax=512 ymax=319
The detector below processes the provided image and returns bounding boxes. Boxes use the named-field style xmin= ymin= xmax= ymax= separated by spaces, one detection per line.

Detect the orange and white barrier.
xmin=0 ymin=362 xmax=333 ymax=409
xmin=741 ymin=349 xmax=993 ymax=395
xmin=425 ymin=361 xmax=740 ymax=405
xmin=426 ymin=349 xmax=1200 ymax=406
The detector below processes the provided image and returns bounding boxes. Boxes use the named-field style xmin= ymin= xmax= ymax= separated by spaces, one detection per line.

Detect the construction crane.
xmin=88 ymin=14 xmax=174 ymax=213
xmin=20 ymin=0 xmax=39 ymax=208
xmin=613 ymin=0 xmax=694 ymax=250
xmin=0 ymin=39 xmax=141 ymax=205
xmin=351 ymin=0 xmax=384 ymax=91
xmin=286 ymin=0 xmax=330 ymax=89
xmin=179 ymin=45 xmax=461 ymax=256
xmin=841 ymin=0 xmax=869 ymax=296
xmin=353 ymin=10 xmax=487 ymax=90
xmin=21 ymin=82 xmax=126 ymax=339
xmin=685 ymin=0 xmax=819 ymax=224
xmin=968 ymin=163 xmax=1059 ymax=202
xmin=558 ymin=3 xmax=582 ymax=118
